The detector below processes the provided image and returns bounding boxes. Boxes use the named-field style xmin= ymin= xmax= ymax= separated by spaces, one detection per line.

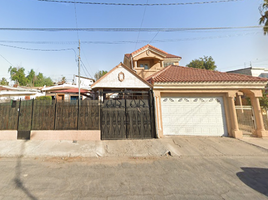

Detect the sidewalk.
xmin=240 ymin=136 xmax=268 ymax=150
xmin=0 ymin=139 xmax=179 ymax=158
xmin=0 ymin=136 xmax=267 ymax=158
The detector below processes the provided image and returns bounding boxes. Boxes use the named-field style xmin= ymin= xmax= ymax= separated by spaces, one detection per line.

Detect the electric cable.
xmin=38 ymin=0 xmax=243 ymax=6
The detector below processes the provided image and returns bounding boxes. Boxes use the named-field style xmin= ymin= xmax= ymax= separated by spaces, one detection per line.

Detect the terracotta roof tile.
xmin=166 ymin=53 xmax=181 ymax=58
xmin=124 ymin=54 xmax=131 ymax=59
xmin=146 ymin=65 xmax=268 ymax=83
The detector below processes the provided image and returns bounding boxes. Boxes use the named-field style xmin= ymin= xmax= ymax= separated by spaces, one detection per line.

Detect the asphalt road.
xmin=1 ymin=137 xmax=268 ymax=200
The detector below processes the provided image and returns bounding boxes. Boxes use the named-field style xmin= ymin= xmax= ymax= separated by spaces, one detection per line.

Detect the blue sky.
xmin=0 ymin=0 xmax=267 ymax=83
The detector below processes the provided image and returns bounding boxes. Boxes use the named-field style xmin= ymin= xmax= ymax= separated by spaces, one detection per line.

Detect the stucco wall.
xmin=30 ymin=130 xmax=101 ymax=141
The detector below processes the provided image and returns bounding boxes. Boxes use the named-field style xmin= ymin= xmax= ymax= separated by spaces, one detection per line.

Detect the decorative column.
xmin=134 ymin=60 xmax=138 ymax=68
xmin=227 ymin=92 xmax=243 ymax=138
xmin=153 ymin=91 xmax=163 ymax=138
xmin=247 ymin=90 xmax=268 ymax=138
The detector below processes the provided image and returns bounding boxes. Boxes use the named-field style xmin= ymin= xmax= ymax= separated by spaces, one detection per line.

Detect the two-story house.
xmin=123 ymin=44 xmax=181 ymax=79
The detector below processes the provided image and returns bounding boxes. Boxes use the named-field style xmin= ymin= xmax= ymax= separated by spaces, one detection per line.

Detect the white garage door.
xmin=161 ymin=96 xmax=227 ymax=136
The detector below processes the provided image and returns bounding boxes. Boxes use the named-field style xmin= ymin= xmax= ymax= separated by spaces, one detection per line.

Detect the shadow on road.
xmin=237 ymin=167 xmax=268 ymax=197
xmin=14 ymin=140 xmax=38 ymax=200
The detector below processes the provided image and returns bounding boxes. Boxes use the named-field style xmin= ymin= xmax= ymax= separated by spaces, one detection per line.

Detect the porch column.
xmin=161 ymin=61 xmax=164 ymax=68
xmin=134 ymin=60 xmax=138 ymax=68
xmin=227 ymin=92 xmax=243 ymax=138
xmin=154 ymin=91 xmax=163 ymax=138
xmin=247 ymin=90 xmax=268 ymax=138
xmin=236 ymin=92 xmax=244 ymax=114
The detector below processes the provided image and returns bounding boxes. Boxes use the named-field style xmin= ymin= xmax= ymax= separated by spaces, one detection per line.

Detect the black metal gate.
xmin=17 ymin=100 xmax=33 ymax=139
xmin=101 ymin=90 xmax=155 ymax=140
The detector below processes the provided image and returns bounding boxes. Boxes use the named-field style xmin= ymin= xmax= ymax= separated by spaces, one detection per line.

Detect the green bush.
xmin=36 ymin=96 xmax=52 ymax=100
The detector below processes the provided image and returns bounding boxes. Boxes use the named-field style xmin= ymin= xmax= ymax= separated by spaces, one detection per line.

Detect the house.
xmin=146 ymin=65 xmax=268 ymax=139
xmin=91 ymin=63 xmax=154 ymax=140
xmin=42 ymin=75 xmax=94 ymax=101
xmin=0 ymin=85 xmax=44 ymax=102
xmin=227 ymin=67 xmax=268 ymax=78
xmin=123 ymin=44 xmax=181 ymax=79
xmin=74 ymin=75 xmax=95 ymax=90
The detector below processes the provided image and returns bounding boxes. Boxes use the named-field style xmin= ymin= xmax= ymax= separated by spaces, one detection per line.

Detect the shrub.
xmin=36 ymin=96 xmax=52 ymax=101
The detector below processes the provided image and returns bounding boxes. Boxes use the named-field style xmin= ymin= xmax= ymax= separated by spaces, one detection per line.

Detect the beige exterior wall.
xmin=153 ymin=87 xmax=268 ymax=139
xmin=0 ymin=130 xmax=17 ymax=140
xmin=124 ymin=48 xmax=181 ymax=79
xmin=30 ymin=130 xmax=101 ymax=141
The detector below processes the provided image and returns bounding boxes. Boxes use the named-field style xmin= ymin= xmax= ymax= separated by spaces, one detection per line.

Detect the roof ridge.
xmin=185 ymin=66 xmax=268 ymax=81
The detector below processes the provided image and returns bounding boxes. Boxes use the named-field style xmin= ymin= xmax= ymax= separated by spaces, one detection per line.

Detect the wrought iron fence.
xmin=0 ymin=99 xmax=100 ymax=131
xmin=236 ymin=106 xmax=255 ymax=134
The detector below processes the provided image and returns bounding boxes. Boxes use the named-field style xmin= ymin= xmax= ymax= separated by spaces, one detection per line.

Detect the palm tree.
xmin=259 ymin=0 xmax=268 ymax=35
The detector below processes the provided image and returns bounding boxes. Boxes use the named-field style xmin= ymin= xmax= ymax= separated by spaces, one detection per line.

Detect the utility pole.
xmin=77 ymin=40 xmax=81 ymax=130
xmin=78 ymin=40 xmax=81 ymax=103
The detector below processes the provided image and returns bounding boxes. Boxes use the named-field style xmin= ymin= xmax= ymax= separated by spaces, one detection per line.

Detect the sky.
xmin=0 ymin=0 xmax=267 ymax=84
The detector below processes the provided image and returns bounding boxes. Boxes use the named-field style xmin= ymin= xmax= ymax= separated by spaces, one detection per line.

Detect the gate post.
xmin=30 ymin=99 xmax=34 ymax=130
xmin=17 ymin=99 xmax=21 ymax=132
xmin=54 ymin=98 xmax=57 ymax=130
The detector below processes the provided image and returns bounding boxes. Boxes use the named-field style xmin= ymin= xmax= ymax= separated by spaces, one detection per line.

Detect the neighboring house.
xmin=52 ymin=88 xmax=91 ymax=101
xmin=74 ymin=75 xmax=95 ymax=90
xmin=123 ymin=44 xmax=181 ymax=79
xmin=42 ymin=84 xmax=91 ymax=101
xmin=0 ymin=85 xmax=44 ymax=102
xmin=146 ymin=65 xmax=268 ymax=139
xmin=227 ymin=67 xmax=268 ymax=78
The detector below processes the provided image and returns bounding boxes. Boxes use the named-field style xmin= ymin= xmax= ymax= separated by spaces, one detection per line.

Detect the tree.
xmin=8 ymin=66 xmax=27 ymax=86
xmin=0 ymin=77 xmax=9 ymax=85
xmin=58 ymin=76 xmax=67 ymax=85
xmin=8 ymin=67 xmax=53 ymax=87
xmin=94 ymin=70 xmax=108 ymax=81
xmin=33 ymin=72 xmax=54 ymax=87
xmin=259 ymin=90 xmax=268 ymax=109
xmin=26 ymin=69 xmax=36 ymax=86
xmin=186 ymin=56 xmax=217 ymax=71
xmin=259 ymin=0 xmax=268 ymax=35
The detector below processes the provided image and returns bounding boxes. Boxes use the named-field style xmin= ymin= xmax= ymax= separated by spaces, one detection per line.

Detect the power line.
xmin=0 ymin=43 xmax=76 ymax=52
xmin=38 ymin=0 xmax=243 ymax=6
xmin=135 ymin=0 xmax=149 ymax=50
xmin=149 ymin=31 xmax=160 ymax=44
xmin=81 ymin=49 xmax=94 ymax=77
xmin=81 ymin=60 xmax=92 ymax=78
xmin=0 ymin=54 xmax=15 ymax=67
xmin=0 ymin=26 xmax=265 ymax=32
xmin=0 ymin=32 xmax=262 ymax=46
xmin=73 ymin=0 xmax=80 ymax=40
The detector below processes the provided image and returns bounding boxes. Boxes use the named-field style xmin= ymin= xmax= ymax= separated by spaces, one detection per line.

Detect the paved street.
xmin=0 ymin=137 xmax=268 ymax=199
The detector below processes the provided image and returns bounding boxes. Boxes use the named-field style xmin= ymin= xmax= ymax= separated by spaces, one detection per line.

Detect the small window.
xmin=144 ymin=64 xmax=149 ymax=69
xmin=139 ymin=64 xmax=149 ymax=69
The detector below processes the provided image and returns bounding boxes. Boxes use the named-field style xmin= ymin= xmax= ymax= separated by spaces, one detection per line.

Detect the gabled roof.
xmin=91 ymin=62 xmax=152 ymax=89
xmin=146 ymin=65 xmax=268 ymax=84
xmin=124 ymin=44 xmax=181 ymax=59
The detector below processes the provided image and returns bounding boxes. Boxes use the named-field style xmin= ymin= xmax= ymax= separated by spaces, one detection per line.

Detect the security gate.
xmin=17 ymin=100 xmax=33 ymax=139
xmin=236 ymin=106 xmax=256 ymax=134
xmin=101 ymin=90 xmax=155 ymax=140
